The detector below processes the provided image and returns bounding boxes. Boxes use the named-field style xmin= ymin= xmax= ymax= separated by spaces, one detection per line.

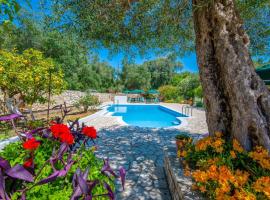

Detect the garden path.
xmin=95 ymin=126 xmax=203 ymax=200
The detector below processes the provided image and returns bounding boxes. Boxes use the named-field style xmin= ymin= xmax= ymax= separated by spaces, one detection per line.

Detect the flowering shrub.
xmin=177 ymin=132 xmax=270 ymax=200
xmin=0 ymin=113 xmax=125 ymax=199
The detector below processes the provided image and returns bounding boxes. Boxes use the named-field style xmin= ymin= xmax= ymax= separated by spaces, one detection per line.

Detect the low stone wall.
xmin=31 ymin=90 xmax=115 ymax=111
xmin=164 ymin=152 xmax=204 ymax=200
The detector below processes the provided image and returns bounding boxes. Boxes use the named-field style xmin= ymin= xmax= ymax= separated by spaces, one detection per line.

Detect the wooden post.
xmin=47 ymin=70 xmax=52 ymax=123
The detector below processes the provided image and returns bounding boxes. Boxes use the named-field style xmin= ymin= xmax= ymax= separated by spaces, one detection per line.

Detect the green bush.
xmin=26 ymin=119 xmax=45 ymax=130
xmin=74 ymin=94 xmax=100 ymax=112
xmin=195 ymin=101 xmax=204 ymax=108
xmin=158 ymin=85 xmax=179 ymax=102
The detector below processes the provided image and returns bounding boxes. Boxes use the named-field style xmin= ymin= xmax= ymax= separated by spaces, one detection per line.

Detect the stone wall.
xmin=164 ymin=154 xmax=204 ymax=200
xmin=0 ymin=90 xmax=118 ymax=113
xmin=31 ymin=90 xmax=115 ymax=111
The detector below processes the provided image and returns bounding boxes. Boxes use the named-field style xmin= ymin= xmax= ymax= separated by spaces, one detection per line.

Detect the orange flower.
xmin=252 ymin=176 xmax=270 ymax=199
xmin=218 ymin=166 xmax=234 ymax=183
xmin=232 ymin=189 xmax=256 ymax=200
xmin=233 ymin=139 xmax=244 ymax=153
xmin=230 ymin=151 xmax=237 ymax=159
xmin=208 ymin=157 xmax=220 ymax=166
xmin=211 ymin=138 xmax=224 ymax=153
xmin=249 ymin=146 xmax=270 ymax=170
xmin=180 ymin=150 xmax=187 ymax=157
xmin=199 ymin=186 xmax=207 ymax=193
xmin=232 ymin=170 xmax=249 ymax=188
xmin=192 ymin=170 xmax=209 ymax=183
xmin=208 ymin=165 xmax=218 ymax=179
xmin=195 ymin=136 xmax=212 ymax=151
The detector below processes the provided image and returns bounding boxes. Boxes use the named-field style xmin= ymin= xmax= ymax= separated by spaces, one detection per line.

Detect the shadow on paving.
xmin=94 ymin=126 xmax=200 ymax=200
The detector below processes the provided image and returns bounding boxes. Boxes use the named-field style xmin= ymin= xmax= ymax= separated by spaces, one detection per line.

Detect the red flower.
xmin=23 ymin=158 xmax=33 ymax=168
xmin=50 ymin=123 xmax=74 ymax=145
xmin=23 ymin=138 xmax=40 ymax=150
xmin=82 ymin=126 xmax=97 ymax=139
xmin=50 ymin=124 xmax=70 ymax=138
xmin=59 ymin=132 xmax=74 ymax=145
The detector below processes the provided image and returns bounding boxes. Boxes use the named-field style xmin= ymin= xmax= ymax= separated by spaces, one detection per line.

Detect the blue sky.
xmin=95 ymin=48 xmax=198 ymax=72
xmin=17 ymin=0 xmax=199 ymax=73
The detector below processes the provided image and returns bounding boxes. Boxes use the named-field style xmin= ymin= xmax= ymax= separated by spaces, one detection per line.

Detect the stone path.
xmin=94 ymin=126 xmax=204 ymax=200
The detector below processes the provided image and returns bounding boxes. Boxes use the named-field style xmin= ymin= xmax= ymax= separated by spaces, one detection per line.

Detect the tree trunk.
xmin=192 ymin=0 xmax=270 ymax=151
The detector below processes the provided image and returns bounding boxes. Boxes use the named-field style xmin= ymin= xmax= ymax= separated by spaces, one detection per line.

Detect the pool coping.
xmin=79 ymin=103 xmax=191 ymax=130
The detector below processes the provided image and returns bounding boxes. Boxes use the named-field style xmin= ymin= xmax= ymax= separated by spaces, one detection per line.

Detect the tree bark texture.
xmin=192 ymin=0 xmax=270 ymax=151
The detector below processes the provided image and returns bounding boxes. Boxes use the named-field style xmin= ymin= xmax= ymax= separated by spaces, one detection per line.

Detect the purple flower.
xmin=0 ymin=113 xmax=22 ymax=121
xmin=119 ymin=167 xmax=126 ymax=190
xmin=6 ymin=165 xmax=34 ymax=182
xmin=101 ymin=159 xmax=117 ymax=177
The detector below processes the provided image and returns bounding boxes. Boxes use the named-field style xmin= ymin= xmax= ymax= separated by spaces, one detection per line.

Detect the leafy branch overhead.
xmin=56 ymin=0 xmax=270 ymax=56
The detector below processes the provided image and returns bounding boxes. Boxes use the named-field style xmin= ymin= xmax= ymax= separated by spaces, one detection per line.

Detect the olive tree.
xmin=55 ymin=0 xmax=270 ymax=150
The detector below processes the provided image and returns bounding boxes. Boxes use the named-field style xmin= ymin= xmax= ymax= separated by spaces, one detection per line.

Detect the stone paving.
xmin=94 ymin=126 xmax=204 ymax=200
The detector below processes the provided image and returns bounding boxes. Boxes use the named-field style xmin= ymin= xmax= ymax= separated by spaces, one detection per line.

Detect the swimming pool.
xmin=107 ymin=104 xmax=187 ymax=128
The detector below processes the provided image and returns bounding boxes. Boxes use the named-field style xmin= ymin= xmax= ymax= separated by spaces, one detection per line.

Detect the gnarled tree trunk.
xmin=192 ymin=0 xmax=270 ymax=151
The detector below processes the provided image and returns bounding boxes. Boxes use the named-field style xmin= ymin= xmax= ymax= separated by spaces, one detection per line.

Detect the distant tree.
xmin=122 ymin=64 xmax=151 ymax=90
xmin=194 ymin=85 xmax=203 ymax=100
xmin=143 ymin=55 xmax=183 ymax=88
xmin=158 ymin=85 xmax=179 ymax=102
xmin=170 ymin=72 xmax=200 ymax=100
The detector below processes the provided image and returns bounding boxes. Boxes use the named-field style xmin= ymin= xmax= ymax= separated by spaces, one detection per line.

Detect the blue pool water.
xmin=107 ymin=104 xmax=187 ymax=128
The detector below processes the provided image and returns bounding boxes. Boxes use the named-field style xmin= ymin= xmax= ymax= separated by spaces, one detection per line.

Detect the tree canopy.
xmin=56 ymin=0 xmax=270 ymax=57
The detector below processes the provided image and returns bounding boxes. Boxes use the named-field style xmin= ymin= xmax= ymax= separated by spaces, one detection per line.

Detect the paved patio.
xmin=81 ymin=103 xmax=208 ymax=200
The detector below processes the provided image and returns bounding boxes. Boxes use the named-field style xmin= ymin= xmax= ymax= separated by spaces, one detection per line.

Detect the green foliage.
xmin=57 ymin=0 xmax=194 ymax=55
xmin=194 ymin=85 xmax=203 ymax=99
xmin=58 ymin=0 xmax=270 ymax=57
xmin=0 ymin=121 xmax=13 ymax=140
xmin=171 ymin=72 xmax=201 ymax=100
xmin=158 ymin=85 xmax=179 ymax=102
xmin=0 ymin=0 xmax=21 ymax=22
xmin=195 ymin=101 xmax=204 ymax=108
xmin=122 ymin=63 xmax=151 ymax=90
xmin=121 ymin=55 xmax=182 ymax=90
xmin=236 ymin=0 xmax=270 ymax=56
xmin=175 ymin=134 xmax=190 ymax=140
xmin=0 ymin=14 xmax=121 ymax=92
xmin=26 ymin=120 xmax=45 ymax=130
xmin=74 ymin=94 xmax=100 ymax=113
xmin=0 ymin=139 xmax=113 ymax=200
xmin=0 ymin=48 xmax=65 ymax=105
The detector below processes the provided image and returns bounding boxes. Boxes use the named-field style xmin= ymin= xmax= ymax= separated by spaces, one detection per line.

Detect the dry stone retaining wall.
xmin=31 ymin=90 xmax=115 ymax=111
xmin=164 ymin=151 xmax=204 ymax=200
